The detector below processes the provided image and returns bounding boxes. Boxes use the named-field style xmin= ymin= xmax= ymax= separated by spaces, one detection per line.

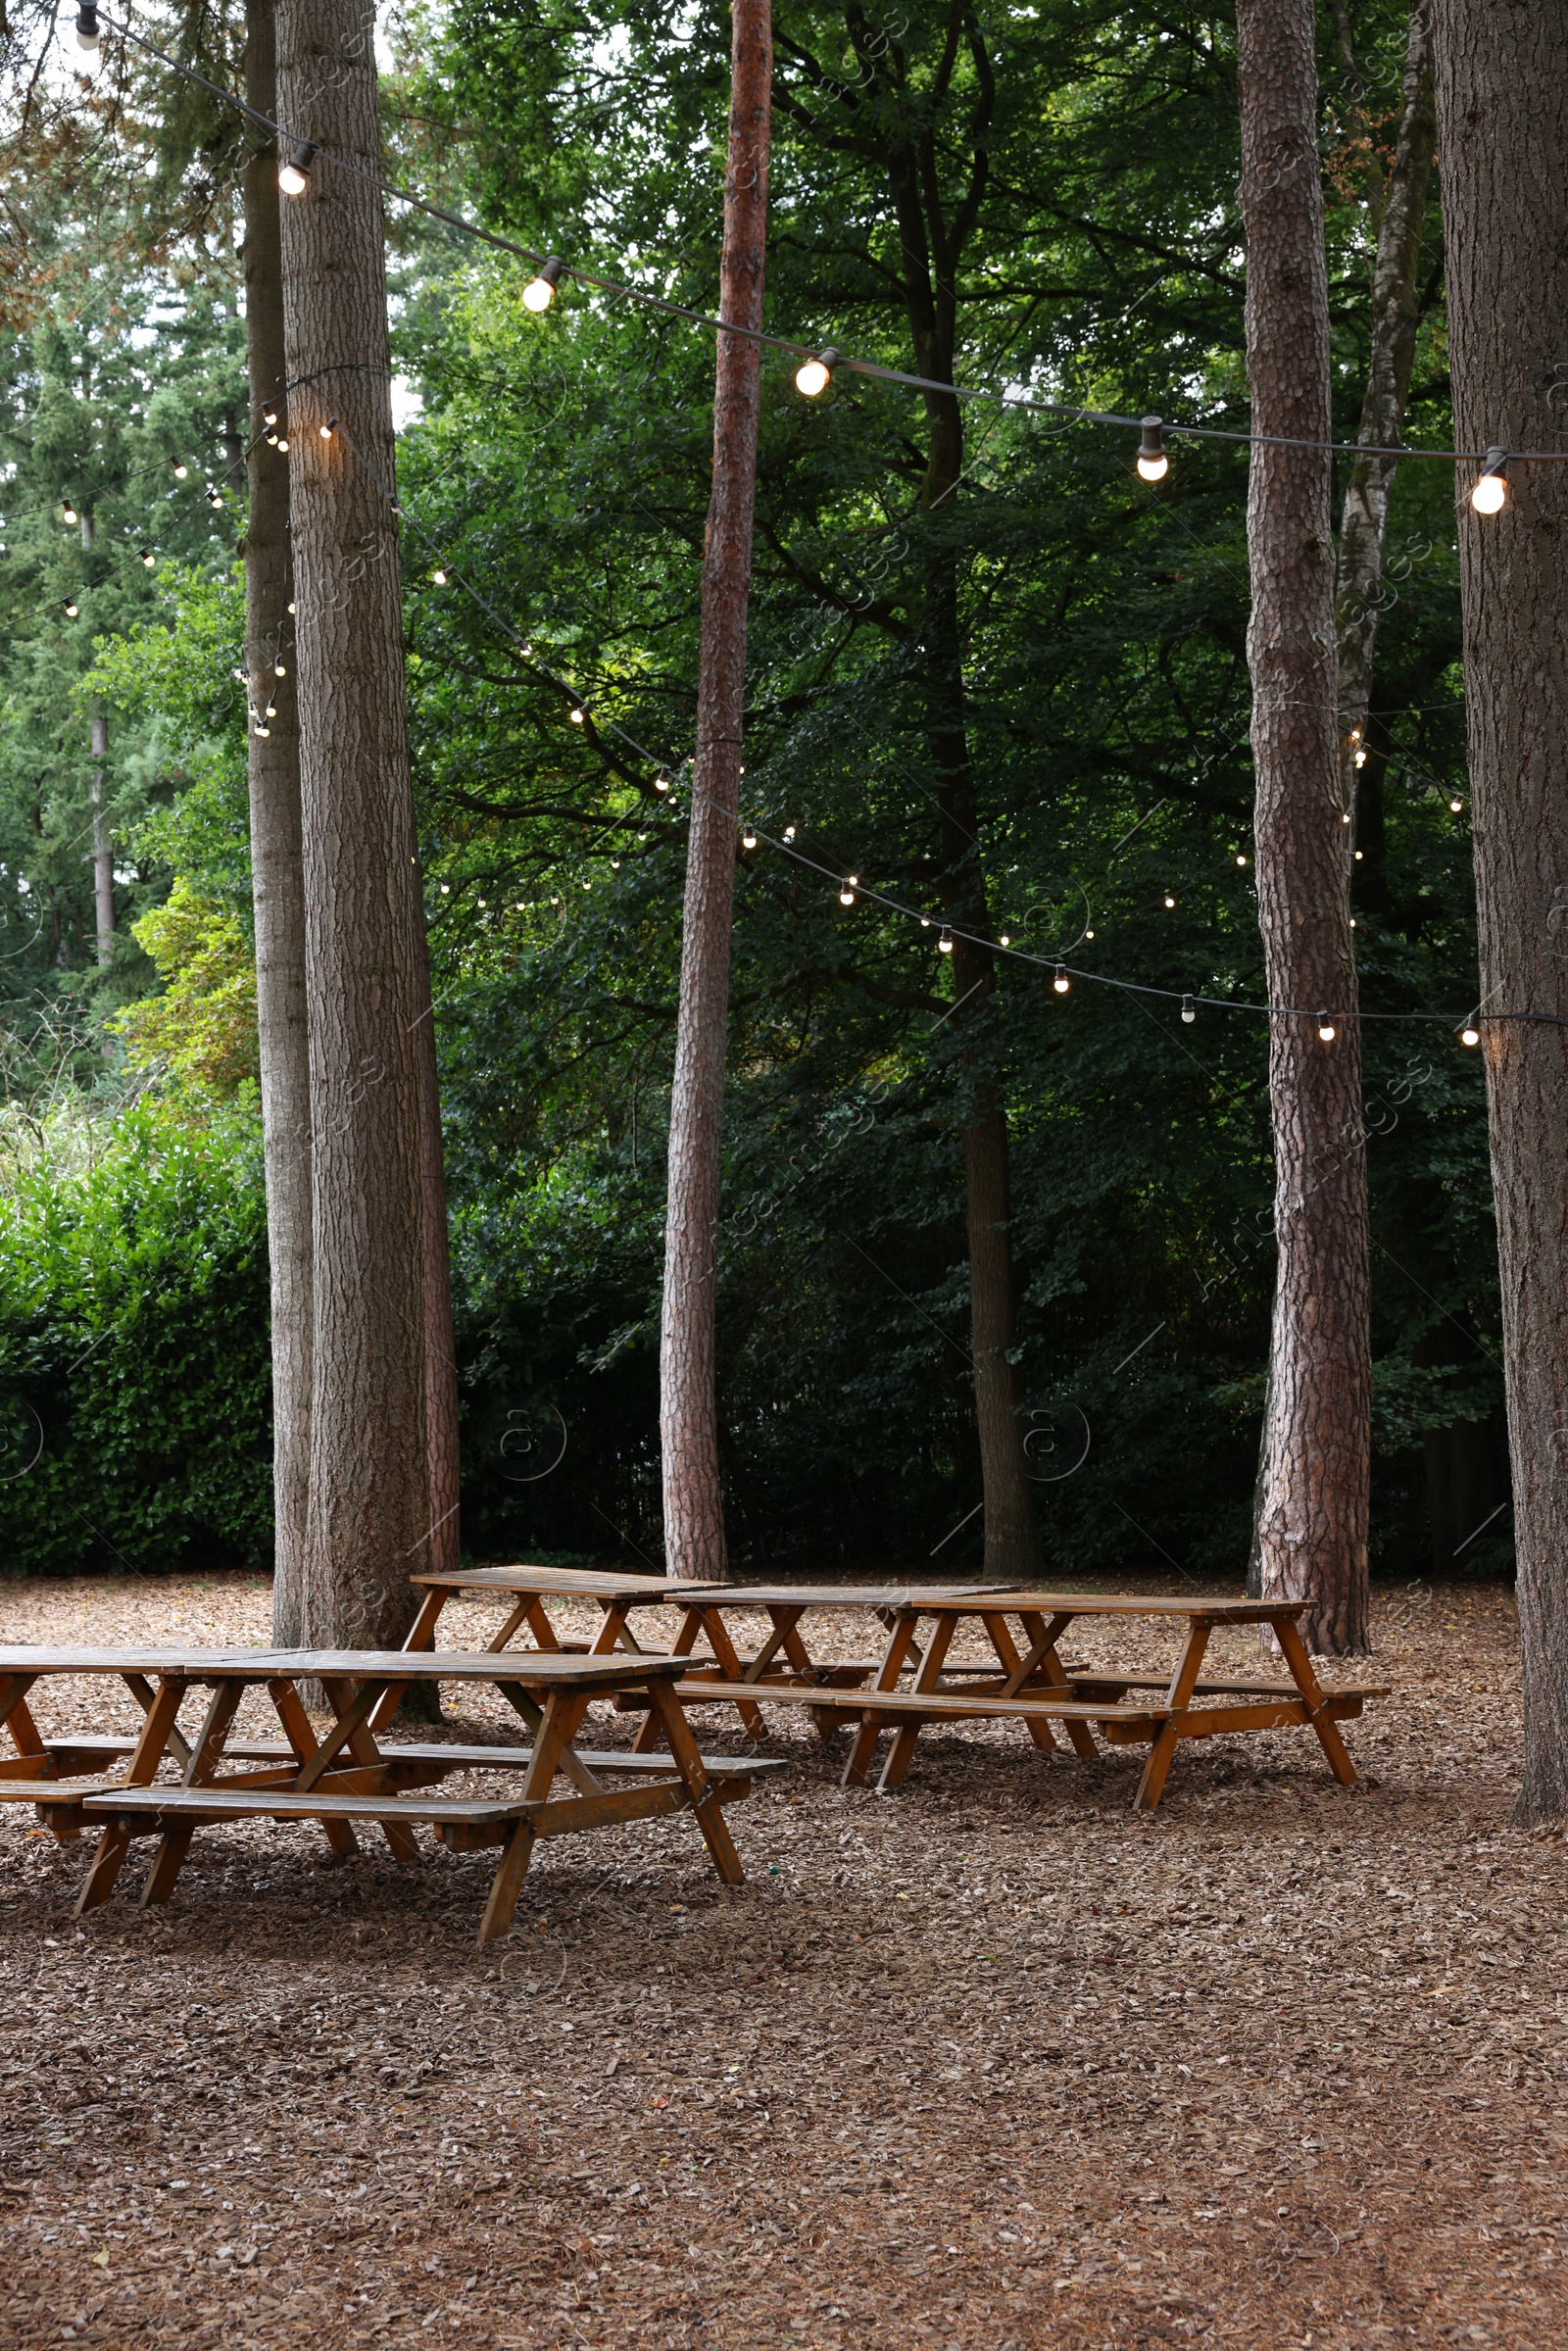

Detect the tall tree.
xmin=1238 ymin=0 xmax=1371 ymax=1654
xmin=1431 ymin=0 xmax=1568 ymax=1815
xmin=276 ymin=0 xmax=430 ymax=1642
xmin=1332 ymin=3 xmax=1438 ymax=826
xmin=241 ymin=0 xmax=314 ymax=1641
xmin=660 ymin=0 xmax=772 ymax=1582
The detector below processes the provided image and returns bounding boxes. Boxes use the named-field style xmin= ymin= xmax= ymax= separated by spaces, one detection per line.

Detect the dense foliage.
xmin=0 ymin=0 xmax=1511 ymax=1580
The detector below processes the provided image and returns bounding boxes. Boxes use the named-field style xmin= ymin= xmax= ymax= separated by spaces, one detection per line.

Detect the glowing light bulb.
xmin=206 ymin=485 xmax=223 ymax=509
xmin=278 ymin=140 xmax=316 ymax=197
xmin=783 ymin=824 xmax=796 ymax=842
xmin=62 ymin=500 xmax=78 ymax=525
xmin=319 ymin=417 xmax=336 ymax=440
xmin=795 ymin=348 xmax=841 ymax=399
xmin=139 ymin=547 xmax=156 ymax=567
xmin=1354 ymin=748 xmax=1367 ymax=767
xmin=569 ymin=707 xmax=586 ymax=725
xmin=741 ymin=824 xmax=758 ymax=850
xmin=937 ymin=926 xmax=954 ymax=954
xmin=654 ymin=774 xmax=670 ymax=794
xmin=265 ymin=703 xmax=276 ymax=718
xmin=1341 ymin=810 xmax=1351 ymax=824
xmin=1459 ymin=1022 xmax=1481 ymax=1048
xmin=1054 ymin=965 xmax=1069 ymax=995
xmin=262 ymin=407 xmax=277 ymax=429
xmin=1181 ymin=994 xmax=1196 ymax=1023
xmin=999 ymin=933 xmax=1010 ymax=948
xmin=274 ymin=661 xmax=286 ymax=677
xmin=171 ymin=457 xmax=188 ymax=479
xmin=839 ymin=876 xmax=858 ymax=906
xmin=1235 ymin=853 xmax=1248 ymax=866
xmin=1163 ymin=894 xmax=1176 ymax=909
xmin=287 ymin=600 xmax=296 ymax=614
xmin=1449 ymin=797 xmax=1463 ymax=813
xmin=522 ymin=256 xmax=564 ymax=313
xmin=1471 ymin=448 xmax=1509 ymax=514
xmin=1353 ymin=849 xmax=1363 ymax=860
xmin=1318 ymin=1015 xmax=1336 ymax=1043
xmin=62 ymin=596 xmax=79 ymax=616
xmin=1085 ymin=928 xmax=1095 ymax=940
xmin=431 ymin=568 xmax=448 ymax=586
xmin=1136 ymin=416 xmax=1168 ymax=482
xmin=254 ymin=723 xmax=270 ymax=737
xmin=275 ymin=436 xmax=289 ymax=452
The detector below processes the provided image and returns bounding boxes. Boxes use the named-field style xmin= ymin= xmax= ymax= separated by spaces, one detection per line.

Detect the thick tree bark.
xmin=1431 ymin=0 xmax=1568 ymax=1816
xmin=1335 ymin=6 xmax=1437 ymax=819
xmin=243 ymin=0 xmax=314 ymax=1643
xmin=1239 ymin=0 xmax=1371 ymax=1654
xmin=660 ymin=0 xmax=771 ymax=1582
xmin=88 ymin=710 xmax=112 ymax=965
xmin=276 ymin=0 xmax=429 ymax=1643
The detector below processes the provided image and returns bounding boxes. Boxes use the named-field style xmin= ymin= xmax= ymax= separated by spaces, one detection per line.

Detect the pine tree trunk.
xmin=415 ymin=958 xmax=462 ymax=1576
xmin=1335 ymin=6 xmax=1437 ymax=815
xmin=88 ymin=710 xmax=113 ymax=965
xmin=243 ymin=0 xmax=314 ymax=1644
xmin=276 ymin=0 xmax=429 ymax=1644
xmin=659 ymin=0 xmax=771 ymax=1583
xmin=1431 ymin=0 xmax=1568 ymax=1816
xmin=1238 ymin=0 xmax=1371 ymax=1655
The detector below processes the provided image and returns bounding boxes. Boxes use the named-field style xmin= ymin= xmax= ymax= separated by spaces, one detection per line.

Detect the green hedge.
xmin=0 ymin=1103 xmax=272 ymax=1576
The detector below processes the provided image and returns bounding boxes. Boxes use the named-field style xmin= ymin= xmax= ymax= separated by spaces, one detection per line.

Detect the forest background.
xmin=0 ymin=0 xmax=1509 ymax=1588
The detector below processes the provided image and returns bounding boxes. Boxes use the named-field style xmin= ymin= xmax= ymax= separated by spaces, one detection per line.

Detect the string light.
xmin=1449 ymin=797 xmax=1463 ymax=813
xmin=170 ymin=457 xmax=187 ymax=479
xmin=654 ymin=773 xmax=670 ymax=794
xmin=1162 ymin=893 xmax=1176 ymax=909
xmin=1471 ymin=448 xmax=1509 ymax=514
xmin=1459 ymin=1020 xmax=1481 ymax=1047
xmin=319 ymin=418 xmax=337 ymax=440
xmin=75 ymin=2 xmax=100 ymax=48
xmin=1136 ymin=416 xmax=1168 ymax=482
xmin=839 ymin=875 xmax=858 ymax=906
xmin=783 ymin=824 xmax=796 ymax=842
xmin=287 ymin=600 xmax=297 ymax=614
xmin=205 ymin=484 xmax=223 ymax=509
xmin=61 ymin=498 xmax=78 ymax=525
xmin=1235 ymin=853 xmax=1248 ymax=866
xmin=795 ymin=349 xmax=841 ymax=399
xmin=521 ymin=257 xmax=564 ymax=314
xmin=62 ymin=596 xmax=79 ymax=617
xmin=278 ymin=140 xmax=316 ymax=197
xmin=1054 ymin=965 xmax=1069 ymax=995
xmin=254 ymin=722 xmax=270 ymax=737
xmin=741 ymin=824 xmax=758 ymax=850
xmin=274 ymin=661 xmax=286 ymax=677
xmin=262 ymin=407 xmax=277 ymax=429
xmin=1318 ymin=1014 xmax=1336 ymax=1043
xmin=1181 ymin=995 xmax=1196 ymax=1023
xmin=569 ymin=706 xmax=586 ymax=725
xmin=937 ymin=925 xmax=954 ymax=954
xmin=999 ymin=932 xmax=1010 ymax=947
xmin=431 ymin=567 xmax=448 ymax=586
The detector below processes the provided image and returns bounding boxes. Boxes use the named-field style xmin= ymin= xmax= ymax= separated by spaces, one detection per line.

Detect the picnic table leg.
xmin=843 ymin=1616 xmax=918 ymax=1787
xmin=368 ymin=1585 xmax=455 ymax=1733
xmin=121 ymin=1673 xmax=195 ymax=1770
xmin=1272 ymin=1614 xmax=1359 ymax=1787
xmin=0 ymin=1673 xmax=45 ymax=1762
xmin=762 ymin=1609 xmax=839 ymax=1744
xmin=139 ymin=1679 xmax=245 ymax=1909
xmin=74 ymin=1676 xmax=187 ymax=1917
xmin=876 ymin=1617 xmax=957 ymax=1794
xmin=632 ymin=1607 xmax=704 ymax=1753
xmin=699 ymin=1609 xmax=768 ymax=1742
xmin=589 ymin=1602 xmax=634 ymax=1656
xmin=476 ymin=1818 xmax=538 ymax=1945
xmin=1012 ymin=1611 xmax=1099 ymax=1761
xmin=979 ymin=1614 xmax=1057 ymax=1753
xmin=1134 ymin=1621 xmax=1213 ymax=1812
xmin=268 ymin=1680 xmax=359 ymax=1860
xmin=319 ymin=1679 xmax=420 ymax=1863
xmin=645 ymin=1679 xmax=745 ymax=1886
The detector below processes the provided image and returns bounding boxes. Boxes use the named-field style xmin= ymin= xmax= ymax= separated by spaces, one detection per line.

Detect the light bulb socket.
xmin=1054 ymin=964 xmax=1069 ymax=994
xmin=62 ymin=598 xmax=79 ymax=616
xmin=62 ymin=501 xmax=78 ymax=524
xmin=74 ymin=2 xmax=99 ymax=49
xmin=1136 ymin=416 xmax=1169 ymax=478
xmin=1471 ymin=446 xmax=1509 ymax=512
xmin=1181 ymin=994 xmax=1196 ymax=1023
xmin=796 ymin=348 xmax=842 ymax=397
xmin=206 ymin=485 xmax=223 ymax=507
xmin=522 ymin=256 xmax=564 ymax=310
xmin=278 ymin=139 xmax=316 ymax=196
xmin=741 ymin=826 xmax=758 ymax=849
xmin=937 ymin=925 xmax=954 ymax=953
xmin=140 ymin=547 xmax=155 ymax=565
xmin=171 ymin=457 xmax=187 ymax=477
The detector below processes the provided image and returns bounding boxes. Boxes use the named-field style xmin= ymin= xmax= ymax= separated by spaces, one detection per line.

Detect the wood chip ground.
xmin=0 ymin=1572 xmax=1562 ymax=2349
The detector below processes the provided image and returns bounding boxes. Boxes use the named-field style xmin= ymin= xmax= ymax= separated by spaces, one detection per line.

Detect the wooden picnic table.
xmin=667 ymin=1592 xmax=1389 ymax=1811
xmin=399 ymin=1568 xmax=1015 ymax=1746
xmin=0 ymin=1645 xmax=784 ymax=1944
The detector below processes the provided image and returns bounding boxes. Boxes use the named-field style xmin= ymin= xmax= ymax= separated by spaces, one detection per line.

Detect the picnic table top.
xmin=882 ymin=1592 xmax=1310 ymax=1621
xmin=410 ymin=1564 xmax=680 ymax=1598
xmin=0 ymin=1646 xmax=685 ymax=1687
xmin=660 ymin=1583 xmax=1018 ymax=1609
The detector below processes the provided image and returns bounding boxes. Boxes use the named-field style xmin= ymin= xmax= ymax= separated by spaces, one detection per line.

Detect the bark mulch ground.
xmin=0 ymin=1571 xmax=1563 ymax=2351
